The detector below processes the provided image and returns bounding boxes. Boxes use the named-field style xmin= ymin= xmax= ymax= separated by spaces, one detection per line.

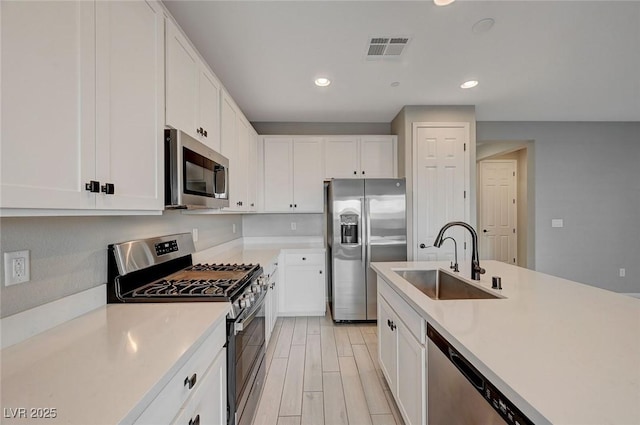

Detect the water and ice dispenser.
xmin=340 ymin=214 xmax=359 ymax=244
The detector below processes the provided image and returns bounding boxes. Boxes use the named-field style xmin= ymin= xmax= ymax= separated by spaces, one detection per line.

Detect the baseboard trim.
xmin=1 ymin=284 xmax=106 ymax=349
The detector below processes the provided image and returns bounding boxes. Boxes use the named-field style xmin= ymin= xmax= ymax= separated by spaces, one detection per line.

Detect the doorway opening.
xmin=476 ymin=140 xmax=535 ymax=269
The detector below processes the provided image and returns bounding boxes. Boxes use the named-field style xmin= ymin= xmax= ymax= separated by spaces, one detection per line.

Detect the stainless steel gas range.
xmin=107 ymin=233 xmax=266 ymax=425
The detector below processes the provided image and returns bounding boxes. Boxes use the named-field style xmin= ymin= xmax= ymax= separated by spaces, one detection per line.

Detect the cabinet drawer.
xmin=134 ymin=321 xmax=226 ymax=424
xmin=378 ymin=277 xmax=424 ymax=344
xmin=285 ymin=253 xmax=324 ymax=266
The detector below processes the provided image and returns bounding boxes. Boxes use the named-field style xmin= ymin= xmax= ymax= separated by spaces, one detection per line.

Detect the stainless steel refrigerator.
xmin=326 ymin=178 xmax=407 ymax=322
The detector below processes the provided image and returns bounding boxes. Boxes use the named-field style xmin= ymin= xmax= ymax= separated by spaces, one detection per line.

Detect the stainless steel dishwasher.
xmin=427 ymin=324 xmax=534 ymax=425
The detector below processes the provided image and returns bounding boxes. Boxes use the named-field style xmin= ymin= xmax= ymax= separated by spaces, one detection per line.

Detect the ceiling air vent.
xmin=366 ymin=36 xmax=411 ymax=60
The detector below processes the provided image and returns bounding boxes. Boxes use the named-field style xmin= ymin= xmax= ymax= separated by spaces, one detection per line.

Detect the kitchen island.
xmin=372 ymin=260 xmax=640 ymax=425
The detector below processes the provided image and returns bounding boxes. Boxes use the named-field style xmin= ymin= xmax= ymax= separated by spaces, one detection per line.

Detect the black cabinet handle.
xmin=302 ymin=257 xmax=306 ymax=261
xmin=419 ymin=243 xmax=426 ymax=249
xmin=483 ymin=229 xmax=488 ymax=233
xmin=391 ymin=322 xmax=396 ymax=331
xmin=387 ymin=319 xmax=391 ymax=328
xmin=101 ymin=183 xmax=115 ymax=195
xmin=319 ymin=270 xmax=322 ymax=274
xmin=353 ymin=171 xmax=357 ymax=175
xmin=203 ymin=130 xmax=207 ymax=137
xmin=294 ymin=204 xmax=297 ymax=208
xmin=184 ymin=373 xmax=197 ymax=389
xmin=188 ymin=414 xmax=200 ymax=425
xmin=85 ymin=180 xmax=99 ymax=193
xmin=251 ymin=203 xmax=255 ymax=207
xmin=362 ymin=171 xmax=365 ymax=175
xmin=290 ymin=204 xmax=293 ymax=208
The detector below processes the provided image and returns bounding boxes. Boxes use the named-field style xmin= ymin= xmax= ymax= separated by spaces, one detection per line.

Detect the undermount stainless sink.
xmin=394 ymin=269 xmax=501 ymax=300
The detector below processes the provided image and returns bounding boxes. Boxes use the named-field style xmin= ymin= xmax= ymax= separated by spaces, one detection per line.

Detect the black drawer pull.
xmin=184 ymin=373 xmax=197 ymax=389
xmin=85 ymin=180 xmax=99 ymax=193
xmin=188 ymin=414 xmax=200 ymax=425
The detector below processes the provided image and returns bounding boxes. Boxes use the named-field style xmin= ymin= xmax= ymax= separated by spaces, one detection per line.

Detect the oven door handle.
xmin=234 ymin=292 xmax=266 ymax=335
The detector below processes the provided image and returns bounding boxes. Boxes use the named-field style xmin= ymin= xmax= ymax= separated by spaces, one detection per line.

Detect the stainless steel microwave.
xmin=165 ymin=129 xmax=229 ymax=209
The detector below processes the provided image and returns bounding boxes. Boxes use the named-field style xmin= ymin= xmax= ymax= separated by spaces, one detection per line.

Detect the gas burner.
xmin=187 ymin=263 xmax=256 ymax=272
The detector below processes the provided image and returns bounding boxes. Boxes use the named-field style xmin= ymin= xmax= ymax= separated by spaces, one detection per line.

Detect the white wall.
xmin=243 ymin=213 xmax=323 ymax=237
xmin=0 ymin=213 xmax=242 ymax=317
xmin=477 ymin=121 xmax=640 ymax=293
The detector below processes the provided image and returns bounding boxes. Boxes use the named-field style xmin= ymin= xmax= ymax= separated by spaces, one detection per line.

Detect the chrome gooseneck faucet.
xmin=433 ymin=221 xmax=485 ymax=280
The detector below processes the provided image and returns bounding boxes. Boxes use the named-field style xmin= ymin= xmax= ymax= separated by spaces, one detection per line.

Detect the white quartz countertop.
xmin=371 ymin=260 xmax=640 ymax=425
xmin=0 ymin=302 xmax=230 ymax=424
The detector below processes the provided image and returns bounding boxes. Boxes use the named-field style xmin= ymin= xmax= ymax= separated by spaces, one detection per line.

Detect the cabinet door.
xmin=95 ymin=0 xmax=164 ymax=210
xmin=198 ymin=68 xmax=221 ymax=152
xmin=292 ymin=138 xmax=324 ymax=212
xmin=270 ymin=268 xmax=279 ymax=332
xmin=165 ymin=19 xmax=198 ymax=139
xmin=246 ymin=128 xmax=259 ymax=211
xmin=360 ymin=136 xmax=396 ymax=178
xmin=397 ymin=322 xmax=426 ymax=425
xmin=171 ymin=350 xmax=227 ymax=425
xmin=378 ymin=296 xmax=398 ymax=395
xmin=324 ymin=136 xmax=359 ymax=179
xmin=263 ymin=138 xmax=294 ymax=212
xmin=1 ymin=0 xmax=96 ymax=209
xmin=282 ymin=266 xmax=325 ymax=315
xmin=235 ymin=116 xmax=250 ymax=209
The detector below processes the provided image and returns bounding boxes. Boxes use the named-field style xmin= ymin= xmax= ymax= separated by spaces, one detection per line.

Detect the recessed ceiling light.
xmin=390 ymin=81 xmax=400 ymax=87
xmin=434 ymin=0 xmax=455 ymax=6
xmin=460 ymin=80 xmax=479 ymax=89
xmin=314 ymin=77 xmax=331 ymax=87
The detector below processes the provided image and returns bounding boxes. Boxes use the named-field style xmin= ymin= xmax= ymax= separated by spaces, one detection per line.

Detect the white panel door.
xmin=360 ymin=136 xmax=396 ymax=178
xmin=198 ymin=68 xmax=221 ymax=152
xmin=220 ymin=93 xmax=237 ymax=159
xmin=95 ymin=0 xmax=164 ymax=210
xmin=324 ymin=136 xmax=359 ymax=178
xmin=1 ymin=0 xmax=96 ymax=209
xmin=479 ymin=160 xmax=517 ymax=264
xmin=165 ymin=19 xmax=198 ymax=139
xmin=263 ymin=138 xmax=294 ymax=212
xmin=414 ymin=125 xmax=468 ymax=261
xmin=293 ymin=138 xmax=324 ymax=212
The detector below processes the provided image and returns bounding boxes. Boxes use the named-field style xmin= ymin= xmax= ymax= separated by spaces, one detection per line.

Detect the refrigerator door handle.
xmin=361 ymin=197 xmax=366 ymax=265
xmin=365 ymin=198 xmax=371 ymax=267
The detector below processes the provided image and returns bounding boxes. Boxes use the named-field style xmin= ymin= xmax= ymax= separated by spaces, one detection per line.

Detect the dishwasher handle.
xmin=448 ymin=348 xmax=484 ymax=391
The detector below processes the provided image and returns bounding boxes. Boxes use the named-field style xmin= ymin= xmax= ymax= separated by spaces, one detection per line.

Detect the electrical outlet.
xmin=192 ymin=228 xmax=199 ymax=242
xmin=619 ymin=268 xmax=626 ymax=278
xmin=4 ymin=250 xmax=30 ymax=286
xmin=551 ymin=219 xmax=564 ymax=228
xmin=291 ymin=222 xmax=297 ymax=231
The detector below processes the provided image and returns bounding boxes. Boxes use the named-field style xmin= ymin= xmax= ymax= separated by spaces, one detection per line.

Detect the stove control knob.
xmin=239 ymin=299 xmax=248 ymax=309
xmin=251 ymin=284 xmax=259 ymax=293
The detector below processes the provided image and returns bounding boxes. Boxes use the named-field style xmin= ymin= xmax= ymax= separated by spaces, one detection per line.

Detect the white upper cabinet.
xmin=262 ymin=137 xmax=324 ymax=213
xmin=1 ymin=0 xmax=96 ymax=210
xmin=165 ymin=19 xmax=221 ymax=150
xmin=1 ymin=0 xmax=164 ymax=212
xmin=221 ymin=92 xmax=257 ymax=212
xmin=292 ymin=138 xmax=324 ymax=212
xmin=360 ymin=135 xmax=397 ymax=178
xmin=323 ymin=136 xmax=397 ymax=179
xmin=198 ymin=68 xmax=222 ymax=152
xmin=95 ymin=0 xmax=164 ymax=210
xmin=263 ymin=138 xmax=294 ymax=212
xmin=324 ymin=137 xmax=360 ymax=178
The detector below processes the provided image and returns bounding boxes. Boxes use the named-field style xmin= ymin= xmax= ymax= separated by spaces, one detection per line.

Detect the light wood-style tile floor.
xmin=253 ymin=308 xmax=405 ymax=425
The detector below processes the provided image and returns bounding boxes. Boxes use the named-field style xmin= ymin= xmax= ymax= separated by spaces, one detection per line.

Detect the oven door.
xmin=228 ymin=292 xmax=266 ymax=425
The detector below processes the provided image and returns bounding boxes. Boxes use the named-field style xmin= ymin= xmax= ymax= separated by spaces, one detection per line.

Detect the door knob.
xmin=483 ymin=229 xmax=488 ymax=233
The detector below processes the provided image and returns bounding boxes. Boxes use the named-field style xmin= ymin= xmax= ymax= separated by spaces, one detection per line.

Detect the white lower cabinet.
xmin=134 ymin=321 xmax=227 ymax=424
xmin=279 ymin=252 xmax=326 ymax=316
xmin=378 ymin=278 xmax=426 ymax=425
xmin=265 ymin=265 xmax=279 ymax=346
xmin=171 ymin=349 xmax=226 ymax=425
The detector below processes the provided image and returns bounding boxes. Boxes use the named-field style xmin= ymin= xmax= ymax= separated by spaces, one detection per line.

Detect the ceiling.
xmin=163 ymin=1 xmax=640 ymax=123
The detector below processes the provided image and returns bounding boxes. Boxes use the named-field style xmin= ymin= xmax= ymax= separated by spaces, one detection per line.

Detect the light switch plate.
xmin=4 ymin=250 xmax=30 ymax=286
xmin=551 ymin=219 xmax=564 ymax=228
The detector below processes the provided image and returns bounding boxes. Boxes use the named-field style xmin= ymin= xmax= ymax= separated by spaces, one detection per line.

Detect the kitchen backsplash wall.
xmin=0 ymin=213 xmax=242 ymax=318
xmin=243 ymin=214 xmax=323 ymax=238
xmin=477 ymin=121 xmax=640 ymax=294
